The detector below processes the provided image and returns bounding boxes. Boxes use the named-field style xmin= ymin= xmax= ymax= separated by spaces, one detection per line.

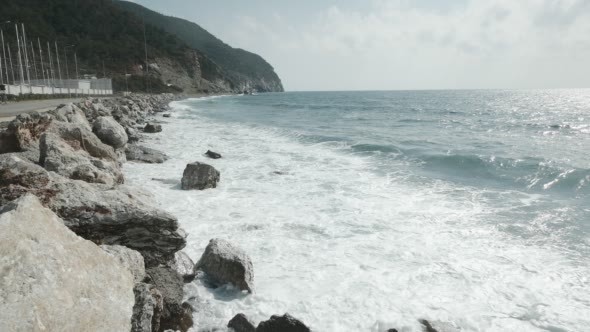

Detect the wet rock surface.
xmin=256 ymin=313 xmax=311 ymax=332
xmin=181 ymin=161 xmax=220 ymax=190
xmin=195 ymin=238 xmax=254 ymax=293
xmin=126 ymin=144 xmax=169 ymax=163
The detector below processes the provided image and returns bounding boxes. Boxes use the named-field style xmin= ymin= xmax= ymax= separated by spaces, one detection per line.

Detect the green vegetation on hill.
xmin=1 ymin=0 xmax=194 ymax=92
xmin=1 ymin=0 xmax=283 ymax=93
xmin=116 ymin=0 xmax=284 ymax=92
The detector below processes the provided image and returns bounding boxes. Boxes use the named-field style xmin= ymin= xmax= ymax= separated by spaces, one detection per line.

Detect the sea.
xmin=124 ymin=90 xmax=590 ymax=332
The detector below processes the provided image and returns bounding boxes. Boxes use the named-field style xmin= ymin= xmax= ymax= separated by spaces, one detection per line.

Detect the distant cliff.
xmin=116 ymin=1 xmax=284 ymax=93
xmin=2 ymin=0 xmax=283 ymax=93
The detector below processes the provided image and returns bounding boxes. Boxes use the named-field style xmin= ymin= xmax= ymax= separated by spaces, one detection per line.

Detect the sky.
xmin=129 ymin=0 xmax=590 ymax=91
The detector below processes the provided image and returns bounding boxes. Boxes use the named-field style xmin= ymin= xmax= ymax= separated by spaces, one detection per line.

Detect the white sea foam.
xmin=124 ymin=99 xmax=590 ymax=332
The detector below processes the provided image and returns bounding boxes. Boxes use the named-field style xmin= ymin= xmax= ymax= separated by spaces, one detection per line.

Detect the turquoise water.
xmin=126 ymin=90 xmax=590 ymax=331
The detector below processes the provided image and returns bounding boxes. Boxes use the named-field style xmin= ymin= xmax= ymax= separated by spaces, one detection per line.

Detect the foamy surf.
xmin=125 ymin=92 xmax=590 ymax=331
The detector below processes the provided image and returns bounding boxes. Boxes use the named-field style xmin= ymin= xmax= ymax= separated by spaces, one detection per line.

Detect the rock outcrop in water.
xmin=256 ymin=313 xmax=311 ymax=332
xmin=0 ymin=195 xmax=135 ymax=332
xmin=181 ymin=161 xmax=220 ymax=190
xmin=195 ymin=238 xmax=254 ymax=293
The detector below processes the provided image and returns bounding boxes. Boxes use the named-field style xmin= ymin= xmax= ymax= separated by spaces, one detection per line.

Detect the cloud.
xmin=227 ymin=0 xmax=590 ymax=90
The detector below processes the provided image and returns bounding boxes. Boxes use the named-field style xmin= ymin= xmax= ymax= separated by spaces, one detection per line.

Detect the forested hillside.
xmin=117 ymin=0 xmax=284 ymax=92
xmin=1 ymin=0 xmax=283 ymax=93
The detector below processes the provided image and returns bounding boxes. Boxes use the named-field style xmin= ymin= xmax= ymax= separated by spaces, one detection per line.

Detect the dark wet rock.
xmin=169 ymin=251 xmax=196 ymax=282
xmin=163 ymin=113 xmax=171 ymax=118
xmin=146 ymin=267 xmax=194 ymax=332
xmin=181 ymin=162 xmax=220 ymax=190
xmin=205 ymin=150 xmax=222 ymax=159
xmin=228 ymin=313 xmax=256 ymax=332
xmin=272 ymin=171 xmax=287 ymax=175
xmin=101 ymin=245 xmax=146 ymax=283
xmin=419 ymin=319 xmax=460 ymax=332
xmin=256 ymin=313 xmax=310 ymax=332
xmin=126 ymin=127 xmax=142 ymax=143
xmin=126 ymin=144 xmax=168 ymax=164
xmin=144 ymin=123 xmax=163 ymax=133
xmin=132 ymin=282 xmax=162 ymax=332
xmin=386 ymin=329 xmax=399 ymax=332
xmin=195 ymin=238 xmax=254 ymax=293
xmin=39 ymin=132 xmax=124 ymax=186
xmin=92 ymin=116 xmax=129 ymax=149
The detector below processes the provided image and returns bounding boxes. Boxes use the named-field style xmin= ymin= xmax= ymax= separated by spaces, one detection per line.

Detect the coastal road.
xmin=0 ymin=98 xmax=85 ymax=122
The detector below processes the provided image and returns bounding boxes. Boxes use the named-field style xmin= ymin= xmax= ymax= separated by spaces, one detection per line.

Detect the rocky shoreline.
xmin=0 ymin=94 xmax=454 ymax=332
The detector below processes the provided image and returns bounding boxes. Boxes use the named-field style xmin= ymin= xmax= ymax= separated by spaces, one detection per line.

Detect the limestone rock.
xmin=50 ymin=179 xmax=187 ymax=267
xmin=47 ymin=120 xmax=118 ymax=161
xmin=126 ymin=144 xmax=168 ymax=164
xmin=101 ymin=245 xmax=146 ymax=282
xmin=127 ymin=127 xmax=142 ymax=143
xmin=50 ymin=103 xmax=92 ymax=131
xmin=93 ymin=116 xmax=129 ymax=149
xmin=132 ymin=282 xmax=163 ymax=332
xmin=40 ymin=132 xmax=124 ymax=186
xmin=0 ymin=111 xmax=52 ymax=154
xmin=181 ymin=161 xmax=220 ymax=190
xmin=228 ymin=313 xmax=256 ymax=332
xmin=256 ymin=314 xmax=310 ymax=332
xmin=144 ymin=123 xmax=163 ymax=133
xmin=0 ymin=156 xmax=186 ymax=267
xmin=195 ymin=238 xmax=254 ymax=293
xmin=170 ymin=251 xmax=196 ymax=282
xmin=146 ymin=267 xmax=194 ymax=332
xmin=0 ymin=154 xmax=53 ymax=206
xmin=0 ymin=195 xmax=135 ymax=332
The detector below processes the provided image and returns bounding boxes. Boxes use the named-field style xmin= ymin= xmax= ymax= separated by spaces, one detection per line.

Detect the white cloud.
xmin=225 ymin=0 xmax=590 ymax=90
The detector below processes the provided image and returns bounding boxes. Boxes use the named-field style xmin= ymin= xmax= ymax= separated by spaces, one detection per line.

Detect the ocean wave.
xmin=418 ymin=153 xmax=590 ymax=193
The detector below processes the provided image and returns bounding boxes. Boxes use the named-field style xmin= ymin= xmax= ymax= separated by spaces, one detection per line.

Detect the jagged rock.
xmin=228 ymin=313 xmax=256 ymax=332
xmin=144 ymin=123 xmax=163 ymax=133
xmin=127 ymin=127 xmax=142 ymax=143
xmin=93 ymin=116 xmax=129 ymax=149
xmin=205 ymin=150 xmax=222 ymax=159
xmin=163 ymin=113 xmax=171 ymax=118
xmin=195 ymin=238 xmax=254 ymax=293
xmin=0 ymin=154 xmax=53 ymax=206
xmin=126 ymin=144 xmax=168 ymax=164
xmin=0 ymin=156 xmax=186 ymax=267
xmin=181 ymin=162 xmax=220 ymax=190
xmin=50 ymin=103 xmax=92 ymax=131
xmin=170 ymin=251 xmax=196 ymax=282
xmin=47 ymin=120 xmax=119 ymax=161
xmin=40 ymin=132 xmax=124 ymax=186
xmin=0 ymin=195 xmax=135 ymax=332
xmin=419 ymin=319 xmax=460 ymax=332
xmin=146 ymin=267 xmax=194 ymax=332
xmin=132 ymin=282 xmax=164 ymax=332
xmin=256 ymin=314 xmax=310 ymax=332
xmin=50 ymin=179 xmax=187 ymax=267
xmin=101 ymin=245 xmax=146 ymax=282
xmin=0 ymin=111 xmax=52 ymax=154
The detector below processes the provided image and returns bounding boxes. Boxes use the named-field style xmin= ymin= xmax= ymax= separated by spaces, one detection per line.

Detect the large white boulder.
xmin=0 ymin=195 xmax=135 ymax=332
xmin=92 ymin=116 xmax=128 ymax=149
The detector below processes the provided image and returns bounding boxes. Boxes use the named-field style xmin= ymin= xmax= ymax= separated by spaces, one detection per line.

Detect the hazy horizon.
xmin=128 ymin=0 xmax=590 ymax=91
